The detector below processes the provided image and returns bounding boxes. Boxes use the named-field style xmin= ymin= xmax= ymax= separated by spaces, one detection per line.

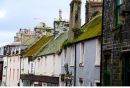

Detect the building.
xmin=54 ymin=10 xmax=69 ymax=35
xmin=60 ymin=15 xmax=102 ymax=86
xmin=60 ymin=0 xmax=102 ymax=86
xmin=14 ymin=28 xmax=35 ymax=45
xmin=20 ymin=35 xmax=54 ymax=86
xmin=1 ymin=43 xmax=27 ymax=86
xmin=34 ymin=22 xmax=54 ymax=38
xmin=31 ymin=32 xmax=67 ymax=86
xmin=101 ymin=0 xmax=130 ymax=86
xmin=0 ymin=47 xmax=4 ymax=86
xmin=0 ymin=55 xmax=3 ymax=86
xmin=20 ymin=10 xmax=69 ymax=86
xmin=85 ymin=0 xmax=102 ymax=23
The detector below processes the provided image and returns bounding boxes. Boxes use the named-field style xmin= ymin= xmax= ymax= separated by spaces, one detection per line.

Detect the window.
xmin=17 ymin=69 xmax=19 ymax=81
xmin=70 ymin=46 xmax=75 ymax=66
xmin=79 ymin=78 xmax=83 ymax=86
xmin=53 ymin=55 xmax=55 ymax=74
xmin=64 ymin=49 xmax=67 ymax=64
xmin=10 ymin=58 xmax=11 ymax=63
xmin=14 ymin=58 xmax=15 ymax=63
xmin=13 ymin=69 xmax=15 ymax=80
xmin=79 ymin=42 xmax=84 ymax=66
xmin=115 ymin=0 xmax=123 ymax=26
xmin=9 ymin=69 xmax=11 ymax=81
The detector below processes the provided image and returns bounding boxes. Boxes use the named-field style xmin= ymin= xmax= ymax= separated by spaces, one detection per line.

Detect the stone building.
xmin=14 ymin=29 xmax=35 ymax=45
xmin=53 ymin=10 xmax=69 ymax=35
xmin=101 ymin=0 xmax=130 ymax=86
xmin=85 ymin=0 xmax=102 ymax=23
xmin=34 ymin=22 xmax=54 ymax=38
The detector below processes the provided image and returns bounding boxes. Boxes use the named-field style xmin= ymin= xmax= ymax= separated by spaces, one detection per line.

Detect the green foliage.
xmin=72 ymin=28 xmax=83 ymax=38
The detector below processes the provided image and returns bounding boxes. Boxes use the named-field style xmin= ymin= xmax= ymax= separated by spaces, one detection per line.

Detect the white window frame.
xmin=70 ymin=46 xmax=75 ymax=66
xmin=63 ymin=48 xmax=67 ymax=65
xmin=95 ymin=40 xmax=101 ymax=66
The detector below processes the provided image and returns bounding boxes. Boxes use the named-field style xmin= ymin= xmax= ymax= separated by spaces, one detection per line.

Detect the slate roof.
xmin=22 ymin=14 xmax=102 ymax=58
xmin=21 ymin=35 xmax=54 ymax=58
xmin=75 ymin=14 xmax=102 ymax=42
xmin=23 ymin=38 xmax=35 ymax=46
xmin=36 ymin=32 xmax=68 ymax=57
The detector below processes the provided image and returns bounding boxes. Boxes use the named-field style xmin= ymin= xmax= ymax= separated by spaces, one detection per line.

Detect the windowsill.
xmin=70 ymin=65 xmax=74 ymax=67
xmin=94 ymin=65 xmax=100 ymax=67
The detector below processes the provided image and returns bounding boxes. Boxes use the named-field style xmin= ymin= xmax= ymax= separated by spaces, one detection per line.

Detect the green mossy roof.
xmin=23 ymin=38 xmax=35 ymax=45
xmin=37 ymin=32 xmax=68 ymax=57
xmin=74 ymin=14 xmax=102 ymax=42
xmin=22 ymin=35 xmax=54 ymax=57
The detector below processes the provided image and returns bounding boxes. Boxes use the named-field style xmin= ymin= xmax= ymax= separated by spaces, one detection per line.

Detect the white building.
xmin=1 ymin=44 xmax=27 ymax=86
xmin=20 ymin=11 xmax=69 ymax=86
xmin=20 ymin=35 xmax=54 ymax=86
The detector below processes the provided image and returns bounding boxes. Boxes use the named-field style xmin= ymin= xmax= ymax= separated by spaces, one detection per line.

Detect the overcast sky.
xmin=0 ymin=0 xmax=86 ymax=47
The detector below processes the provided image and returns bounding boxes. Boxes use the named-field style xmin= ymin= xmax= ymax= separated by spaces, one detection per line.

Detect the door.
xmin=103 ymin=54 xmax=111 ymax=86
xmin=124 ymin=53 xmax=130 ymax=86
xmin=0 ymin=62 xmax=3 ymax=80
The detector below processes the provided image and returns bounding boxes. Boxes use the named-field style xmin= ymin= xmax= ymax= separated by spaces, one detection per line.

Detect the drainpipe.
xmin=74 ymin=43 xmax=77 ymax=86
xmin=100 ymin=0 xmax=105 ymax=86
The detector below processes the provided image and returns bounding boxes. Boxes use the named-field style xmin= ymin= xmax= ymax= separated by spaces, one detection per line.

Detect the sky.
xmin=0 ymin=0 xmax=86 ymax=47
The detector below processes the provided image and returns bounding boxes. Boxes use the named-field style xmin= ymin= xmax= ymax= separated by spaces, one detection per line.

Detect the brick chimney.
xmin=68 ymin=0 xmax=81 ymax=42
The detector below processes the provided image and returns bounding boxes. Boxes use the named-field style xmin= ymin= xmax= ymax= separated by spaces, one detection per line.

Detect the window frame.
xmin=70 ymin=46 xmax=75 ymax=66
xmin=79 ymin=42 xmax=84 ymax=67
xmin=115 ymin=0 xmax=123 ymax=26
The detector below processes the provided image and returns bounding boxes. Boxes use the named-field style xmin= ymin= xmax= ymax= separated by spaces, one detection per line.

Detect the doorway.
xmin=123 ymin=52 xmax=130 ymax=86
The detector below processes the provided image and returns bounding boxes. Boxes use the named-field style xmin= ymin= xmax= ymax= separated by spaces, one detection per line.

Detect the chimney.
xmin=68 ymin=0 xmax=82 ymax=42
xmin=85 ymin=0 xmax=89 ymax=23
xmin=59 ymin=9 xmax=62 ymax=21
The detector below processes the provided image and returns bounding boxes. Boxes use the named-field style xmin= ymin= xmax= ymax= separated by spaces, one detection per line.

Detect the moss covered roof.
xmin=23 ymin=38 xmax=35 ymax=45
xmin=74 ymin=14 xmax=102 ymax=42
xmin=37 ymin=32 xmax=68 ymax=57
xmin=22 ymin=35 xmax=54 ymax=57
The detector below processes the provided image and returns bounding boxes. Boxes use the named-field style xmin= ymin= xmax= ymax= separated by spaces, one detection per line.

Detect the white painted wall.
xmin=21 ymin=57 xmax=29 ymax=74
xmin=34 ymin=54 xmax=61 ymax=77
xmin=60 ymin=38 xmax=101 ymax=86
xmin=2 ymin=55 xmax=20 ymax=86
